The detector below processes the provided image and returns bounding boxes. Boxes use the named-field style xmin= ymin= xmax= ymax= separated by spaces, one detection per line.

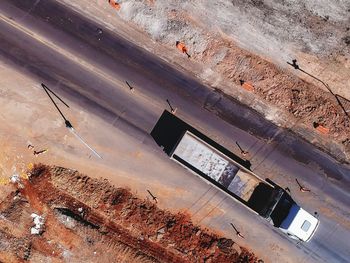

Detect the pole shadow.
xmin=287 ymin=60 xmax=349 ymax=118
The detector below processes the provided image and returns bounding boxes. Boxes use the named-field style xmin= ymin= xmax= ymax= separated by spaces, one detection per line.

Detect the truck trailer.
xmin=151 ymin=110 xmax=319 ymax=242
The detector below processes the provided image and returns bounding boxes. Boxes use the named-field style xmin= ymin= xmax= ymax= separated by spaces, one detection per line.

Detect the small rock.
xmin=157 ymin=227 xmax=166 ymax=234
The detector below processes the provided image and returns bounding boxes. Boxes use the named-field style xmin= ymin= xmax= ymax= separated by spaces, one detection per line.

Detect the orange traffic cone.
xmin=176 ymin=41 xmax=191 ymax=58
xmin=239 ymin=80 xmax=254 ymax=92
xmin=313 ymin=122 xmax=329 ymax=135
xmin=108 ymin=0 xmax=121 ymax=10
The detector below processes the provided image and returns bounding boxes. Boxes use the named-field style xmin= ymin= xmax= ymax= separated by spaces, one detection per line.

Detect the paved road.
xmin=0 ymin=0 xmax=349 ymax=262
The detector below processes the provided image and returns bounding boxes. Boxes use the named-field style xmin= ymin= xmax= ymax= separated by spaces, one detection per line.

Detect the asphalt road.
xmin=0 ymin=0 xmax=349 ymax=262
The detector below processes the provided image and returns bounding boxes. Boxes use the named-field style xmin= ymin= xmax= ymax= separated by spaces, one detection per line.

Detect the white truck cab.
xmin=280 ymin=204 xmax=319 ymax=242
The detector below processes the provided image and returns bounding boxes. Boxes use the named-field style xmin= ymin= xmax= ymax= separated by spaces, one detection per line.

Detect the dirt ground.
xmin=90 ymin=0 xmax=350 ymax=160
xmin=0 ymin=164 xmax=261 ymax=263
xmin=0 ymin=1 xmax=348 ymax=262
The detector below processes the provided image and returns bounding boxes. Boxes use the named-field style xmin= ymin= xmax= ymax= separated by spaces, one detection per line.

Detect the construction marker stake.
xmin=230 ymin=223 xmax=244 ymax=238
xmin=166 ymin=99 xmax=177 ymax=114
xmin=235 ymin=141 xmax=249 ymax=156
xmin=295 ymin=178 xmax=310 ymax=192
xmin=147 ymin=190 xmax=158 ymax=203
xmin=41 ymin=83 xmax=102 ymax=160
xmin=33 ymin=149 xmax=48 ymax=156
xmin=125 ymin=81 xmax=135 ymax=92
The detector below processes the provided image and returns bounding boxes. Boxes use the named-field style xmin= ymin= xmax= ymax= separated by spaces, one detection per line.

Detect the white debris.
xmin=30 ymin=213 xmax=45 ymax=235
xmin=78 ymin=207 xmax=83 ymax=213
xmin=10 ymin=173 xmax=20 ymax=183
xmin=173 ymin=132 xmax=228 ymax=180
xmin=62 ymin=249 xmax=72 ymax=259
xmin=31 ymin=228 xmax=41 ymax=235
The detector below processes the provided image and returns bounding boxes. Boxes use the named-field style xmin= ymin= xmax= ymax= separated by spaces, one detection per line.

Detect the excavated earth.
xmin=112 ymin=0 xmax=350 ymax=161
xmin=0 ymin=164 xmax=260 ymax=263
xmin=202 ymin=37 xmax=350 ymax=153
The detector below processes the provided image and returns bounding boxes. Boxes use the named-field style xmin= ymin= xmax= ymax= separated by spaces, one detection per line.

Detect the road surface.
xmin=0 ymin=0 xmax=349 ymax=262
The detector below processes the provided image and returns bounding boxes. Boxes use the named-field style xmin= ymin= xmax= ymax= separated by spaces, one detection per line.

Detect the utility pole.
xmin=41 ymin=83 xmax=102 ymax=159
xmin=287 ymin=59 xmax=349 ymax=118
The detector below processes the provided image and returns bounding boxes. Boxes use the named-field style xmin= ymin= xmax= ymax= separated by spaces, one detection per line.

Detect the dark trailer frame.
xmin=150 ymin=110 xmax=285 ymax=220
xmin=150 ymin=110 xmax=251 ymax=168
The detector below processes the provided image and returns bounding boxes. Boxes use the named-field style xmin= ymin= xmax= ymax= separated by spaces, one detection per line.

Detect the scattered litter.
xmin=62 ymin=249 xmax=72 ymax=259
xmin=157 ymin=227 xmax=166 ymax=234
xmin=27 ymin=163 xmax=34 ymax=171
xmin=1 ymin=164 xmax=259 ymax=261
xmin=31 ymin=228 xmax=41 ymax=235
xmin=20 ymin=172 xmax=29 ymax=180
xmin=0 ymin=178 xmax=9 ymax=185
xmin=156 ymin=226 xmax=166 ymax=240
xmin=30 ymin=213 xmax=45 ymax=235
xmin=10 ymin=173 xmax=20 ymax=183
xmin=10 ymin=173 xmax=25 ymax=188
